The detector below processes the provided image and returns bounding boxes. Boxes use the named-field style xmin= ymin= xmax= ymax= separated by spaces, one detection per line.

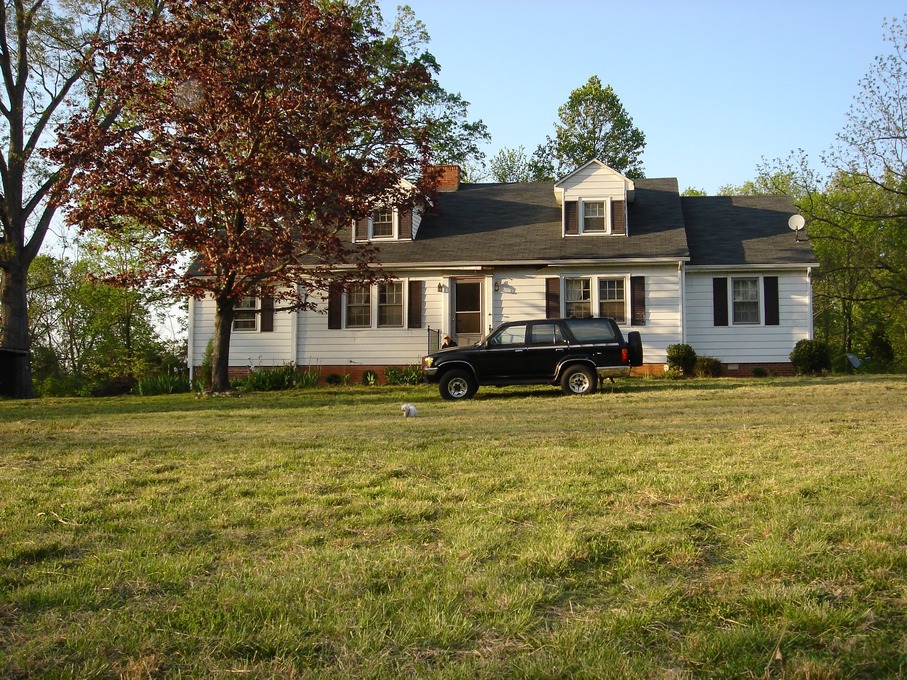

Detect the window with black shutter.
xmin=764 ymin=276 xmax=779 ymax=326
xmin=327 ymin=284 xmax=342 ymax=329
xmin=630 ymin=276 xmax=646 ymax=326
xmin=713 ymin=277 xmax=729 ymax=326
xmin=545 ymin=278 xmax=560 ymax=318
xmin=407 ymin=280 xmax=424 ymax=328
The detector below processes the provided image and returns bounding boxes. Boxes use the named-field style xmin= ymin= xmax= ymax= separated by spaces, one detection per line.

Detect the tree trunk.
xmin=211 ymin=294 xmax=235 ymax=392
xmin=0 ymin=259 xmax=35 ymax=398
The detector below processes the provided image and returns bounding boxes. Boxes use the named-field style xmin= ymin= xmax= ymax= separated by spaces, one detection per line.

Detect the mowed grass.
xmin=1 ymin=376 xmax=906 ymax=678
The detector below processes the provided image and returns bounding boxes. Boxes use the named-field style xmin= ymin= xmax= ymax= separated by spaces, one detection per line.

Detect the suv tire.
xmin=560 ymin=364 xmax=597 ymax=396
xmin=439 ymin=369 xmax=477 ymax=400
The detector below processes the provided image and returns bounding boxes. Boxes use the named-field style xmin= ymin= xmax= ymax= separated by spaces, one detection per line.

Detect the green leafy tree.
xmin=488 ymin=146 xmax=534 ymax=183
xmin=27 ymin=253 xmax=172 ymax=395
xmin=533 ymin=76 xmax=646 ymax=180
xmin=380 ymin=3 xmax=489 ymax=174
xmin=0 ymin=0 xmax=162 ymax=398
xmin=53 ymin=0 xmax=438 ymax=392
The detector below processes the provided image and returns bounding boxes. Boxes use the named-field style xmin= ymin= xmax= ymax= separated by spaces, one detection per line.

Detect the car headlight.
xmin=423 ymin=357 xmax=434 ymax=368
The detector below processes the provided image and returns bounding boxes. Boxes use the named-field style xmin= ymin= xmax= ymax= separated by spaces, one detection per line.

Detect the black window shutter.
xmin=260 ymin=291 xmax=274 ymax=332
xmin=713 ymin=277 xmax=729 ymax=326
xmin=545 ymin=278 xmax=560 ymax=318
xmin=327 ymin=284 xmax=342 ymax=329
xmin=564 ymin=201 xmax=578 ymax=235
xmin=630 ymin=276 xmax=646 ymax=326
xmin=764 ymin=276 xmax=779 ymax=326
xmin=407 ymin=280 xmax=424 ymax=328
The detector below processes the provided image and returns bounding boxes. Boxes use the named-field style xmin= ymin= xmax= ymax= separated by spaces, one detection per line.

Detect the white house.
xmin=187 ymin=161 xmax=818 ymax=381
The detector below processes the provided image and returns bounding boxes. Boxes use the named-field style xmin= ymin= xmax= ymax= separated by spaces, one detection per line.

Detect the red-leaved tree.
xmin=53 ymin=0 xmax=435 ymax=391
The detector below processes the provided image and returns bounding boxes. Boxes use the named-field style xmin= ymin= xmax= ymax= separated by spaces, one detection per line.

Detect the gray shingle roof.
xmin=680 ymin=195 xmax=818 ymax=267
xmin=369 ymin=177 xmax=690 ymax=266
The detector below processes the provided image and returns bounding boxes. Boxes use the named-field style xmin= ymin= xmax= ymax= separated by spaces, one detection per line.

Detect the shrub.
xmin=384 ymin=365 xmax=422 ymax=385
xmin=198 ymin=339 xmax=214 ymax=391
xmin=362 ymin=370 xmax=379 ymax=386
xmin=326 ymin=373 xmax=349 ymax=386
xmin=752 ymin=366 xmax=769 ymax=378
xmin=694 ymin=356 xmax=722 ymax=378
xmin=790 ymin=339 xmax=831 ymax=376
xmin=134 ymin=372 xmax=192 ymax=396
xmin=238 ymin=363 xmax=299 ymax=391
xmin=296 ymin=367 xmax=321 ymax=388
xmin=666 ymin=343 xmax=697 ymax=375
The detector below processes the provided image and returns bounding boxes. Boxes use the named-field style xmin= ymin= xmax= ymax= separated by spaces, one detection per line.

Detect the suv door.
xmin=473 ymin=322 xmax=529 ymax=381
xmin=523 ymin=321 xmax=569 ymax=380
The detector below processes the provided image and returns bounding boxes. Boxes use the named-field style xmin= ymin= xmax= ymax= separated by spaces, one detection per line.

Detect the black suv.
xmin=422 ymin=317 xmax=643 ymax=400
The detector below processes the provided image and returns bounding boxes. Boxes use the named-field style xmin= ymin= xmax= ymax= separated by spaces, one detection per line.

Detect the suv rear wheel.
xmin=560 ymin=364 xmax=597 ymax=396
xmin=439 ymin=369 xmax=477 ymax=400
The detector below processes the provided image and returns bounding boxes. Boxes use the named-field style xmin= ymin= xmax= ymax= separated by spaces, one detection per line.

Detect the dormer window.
xmin=554 ymin=160 xmax=633 ymax=238
xmin=582 ymin=200 xmax=607 ymax=233
xmin=372 ymin=210 xmax=394 ymax=238
xmin=355 ymin=207 xmax=416 ymax=242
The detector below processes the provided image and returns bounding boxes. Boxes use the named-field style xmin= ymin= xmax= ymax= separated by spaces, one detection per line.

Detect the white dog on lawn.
xmin=400 ymin=403 xmax=418 ymax=418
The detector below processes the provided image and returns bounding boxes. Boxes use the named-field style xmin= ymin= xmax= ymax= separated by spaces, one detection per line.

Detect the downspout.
xmin=187 ymin=296 xmax=196 ymax=382
xmin=679 ymin=260 xmax=686 ymax=344
xmin=807 ymin=266 xmax=814 ymax=340
xmin=291 ymin=285 xmax=299 ymax=367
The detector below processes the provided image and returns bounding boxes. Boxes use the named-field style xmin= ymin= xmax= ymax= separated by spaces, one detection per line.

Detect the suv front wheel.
xmin=439 ymin=369 xmax=478 ymax=400
xmin=560 ymin=364 xmax=598 ymax=396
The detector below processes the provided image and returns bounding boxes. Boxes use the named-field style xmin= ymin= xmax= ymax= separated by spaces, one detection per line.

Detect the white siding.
xmin=297 ymin=277 xmax=445 ymax=369
xmin=190 ymin=293 xmax=295 ymax=368
xmin=685 ymin=270 xmax=813 ymax=363
xmin=559 ymin=164 xmax=631 ymax=203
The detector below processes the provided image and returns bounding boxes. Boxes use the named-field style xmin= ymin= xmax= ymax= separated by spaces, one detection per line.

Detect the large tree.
xmin=28 ymin=251 xmax=170 ymax=395
xmin=533 ymin=76 xmax=646 ymax=180
xmin=53 ymin=0 xmax=437 ymax=392
xmin=758 ymin=17 xmax=907 ymax=368
xmin=0 ymin=0 xmax=158 ymax=397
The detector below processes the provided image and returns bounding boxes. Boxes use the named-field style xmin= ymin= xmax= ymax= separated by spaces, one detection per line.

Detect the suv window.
xmin=529 ymin=322 xmax=566 ymax=346
xmin=489 ymin=324 xmax=527 ymax=346
xmin=564 ymin=318 xmax=616 ymax=342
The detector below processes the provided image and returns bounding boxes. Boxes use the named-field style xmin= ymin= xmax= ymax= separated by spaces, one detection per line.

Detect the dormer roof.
xmin=553 ymin=159 xmax=635 ymax=206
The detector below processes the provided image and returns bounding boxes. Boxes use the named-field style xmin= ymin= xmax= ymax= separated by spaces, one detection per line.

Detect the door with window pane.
xmin=453 ymin=279 xmax=483 ymax=346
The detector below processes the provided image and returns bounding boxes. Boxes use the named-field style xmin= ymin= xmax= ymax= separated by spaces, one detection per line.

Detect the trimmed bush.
xmin=694 ymin=356 xmax=722 ymax=378
xmin=790 ymin=339 xmax=831 ymax=376
xmin=666 ymin=343 xmax=697 ymax=376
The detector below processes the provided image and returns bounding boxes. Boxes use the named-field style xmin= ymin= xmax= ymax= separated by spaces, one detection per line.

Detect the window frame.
xmin=579 ymin=197 xmax=611 ymax=235
xmin=564 ymin=277 xmax=592 ymax=318
xmin=377 ymin=281 xmax=404 ymax=328
xmin=598 ymin=277 xmax=627 ymax=323
xmin=344 ymin=281 xmax=407 ymax=329
xmin=345 ymin=284 xmax=372 ymax=328
xmin=731 ymin=276 xmax=761 ymax=325
xmin=369 ymin=208 xmax=398 ymax=240
xmin=560 ymin=275 xmax=631 ymax=322
xmin=233 ymin=295 xmax=258 ymax=332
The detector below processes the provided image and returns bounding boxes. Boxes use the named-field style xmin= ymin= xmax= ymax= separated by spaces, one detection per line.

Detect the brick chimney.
xmin=430 ymin=164 xmax=460 ymax=192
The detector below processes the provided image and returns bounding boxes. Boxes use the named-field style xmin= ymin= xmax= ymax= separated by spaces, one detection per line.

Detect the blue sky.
xmin=382 ymin=1 xmax=905 ymax=193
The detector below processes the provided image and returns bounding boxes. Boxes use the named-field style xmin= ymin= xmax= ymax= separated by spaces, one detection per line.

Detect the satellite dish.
xmin=788 ymin=214 xmax=806 ymax=231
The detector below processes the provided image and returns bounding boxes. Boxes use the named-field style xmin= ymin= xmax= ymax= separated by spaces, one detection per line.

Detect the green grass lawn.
xmin=1 ymin=376 xmax=906 ymax=678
